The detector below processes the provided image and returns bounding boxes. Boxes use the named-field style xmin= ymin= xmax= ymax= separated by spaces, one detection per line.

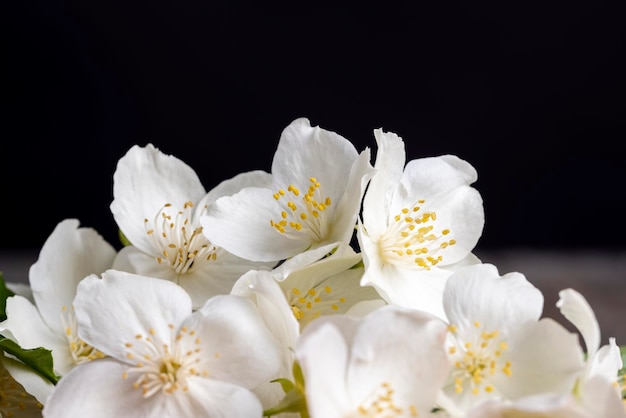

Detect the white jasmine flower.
xmin=295 ymin=304 xmax=450 ymax=418
xmin=200 ymin=118 xmax=376 ymax=263
xmin=357 ymin=129 xmax=484 ymax=320
xmin=442 ymin=263 xmax=586 ymax=413
xmin=43 ymin=270 xmax=282 ymax=418
xmin=270 ymin=242 xmax=385 ymax=329
xmin=0 ymin=219 xmax=116 ymax=403
xmin=110 ymin=143 xmax=276 ymax=308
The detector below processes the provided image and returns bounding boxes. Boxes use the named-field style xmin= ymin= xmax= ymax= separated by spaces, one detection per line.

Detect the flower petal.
xmin=556 ymin=288 xmax=601 ymax=360
xmin=347 ymin=306 xmax=450 ymax=415
xmin=43 ymin=359 xmax=166 ymax=418
xmin=29 ymin=219 xmax=116 ymax=335
xmin=444 ymin=263 xmax=543 ymax=336
xmin=110 ymin=143 xmax=206 ymax=253
xmin=201 ymin=186 xmax=305 ymax=262
xmin=496 ymin=318 xmax=585 ymax=399
xmin=361 ymin=129 xmax=406 ymax=236
xmin=296 ymin=317 xmax=355 ymax=417
xmin=193 ymin=170 xmax=273 ymax=224
xmin=189 ymin=294 xmax=282 ymax=389
xmin=73 ymin=270 xmax=192 ymax=361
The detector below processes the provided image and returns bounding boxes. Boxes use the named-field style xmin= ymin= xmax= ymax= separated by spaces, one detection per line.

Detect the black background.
xmin=2 ymin=0 xmax=625 ymax=253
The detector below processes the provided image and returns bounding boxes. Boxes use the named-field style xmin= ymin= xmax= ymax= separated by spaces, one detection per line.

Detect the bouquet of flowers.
xmin=1 ymin=117 xmax=624 ymax=417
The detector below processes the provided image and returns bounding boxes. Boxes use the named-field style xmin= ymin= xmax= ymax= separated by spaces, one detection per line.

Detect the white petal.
xmin=444 ymin=263 xmax=543 ymax=336
xmin=270 ymin=242 xmax=351 ymax=280
xmin=112 ymin=245 xmax=178 ymax=281
xmin=361 ymin=262 xmax=450 ymax=321
xmin=272 ymin=118 xmax=359 ymax=193
xmin=393 ymin=155 xmax=478 ymax=207
xmin=43 ymin=359 xmax=167 ymax=418
xmin=29 ymin=218 xmax=116 ymax=335
xmin=347 ymin=306 xmax=450 ymax=415
xmin=201 ymin=186 xmax=307 ymax=262
xmin=588 ymin=337 xmax=623 ymax=381
xmin=73 ymin=271 xmax=192 ymax=361
xmin=328 ymin=148 xmax=376 ymax=245
xmin=189 ymin=294 xmax=282 ymax=389
xmin=230 ymin=270 xmax=299 ymax=356
xmin=361 ymin=129 xmax=406 ymax=236
xmin=230 ymin=270 xmax=300 ymax=410
xmin=296 ymin=318 xmax=355 ymax=418
xmin=496 ymin=318 xmax=585 ymax=399
xmin=110 ymin=143 xmax=206 ymax=253
xmin=193 ymin=169 xmax=273 ymax=223
xmin=176 ymin=249 xmax=275 ymax=309
xmin=556 ymin=288 xmax=601 ymax=359
xmin=181 ymin=377 xmax=265 ymax=417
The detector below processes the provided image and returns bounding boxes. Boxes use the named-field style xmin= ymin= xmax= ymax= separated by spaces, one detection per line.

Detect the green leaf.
xmin=0 ymin=272 xmax=16 ymax=322
xmin=0 ymin=336 xmax=59 ymax=385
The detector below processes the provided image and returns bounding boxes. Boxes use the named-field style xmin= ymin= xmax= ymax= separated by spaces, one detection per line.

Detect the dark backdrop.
xmin=2 ymin=1 xmax=625 ymax=253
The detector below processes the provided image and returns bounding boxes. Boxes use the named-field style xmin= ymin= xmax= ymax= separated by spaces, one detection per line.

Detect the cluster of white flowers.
xmin=0 ymin=117 xmax=624 ymax=417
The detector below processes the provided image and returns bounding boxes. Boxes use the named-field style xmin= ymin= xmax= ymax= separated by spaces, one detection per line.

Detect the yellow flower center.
xmin=378 ymin=200 xmax=455 ymax=271
xmin=447 ymin=322 xmax=512 ymax=395
xmin=144 ymin=201 xmax=218 ymax=275
xmin=352 ymin=382 xmax=418 ymax=417
xmin=61 ymin=306 xmax=106 ymax=365
xmin=122 ymin=324 xmax=208 ymax=398
xmin=270 ymin=178 xmax=332 ymax=241
xmin=288 ymin=285 xmax=346 ymax=329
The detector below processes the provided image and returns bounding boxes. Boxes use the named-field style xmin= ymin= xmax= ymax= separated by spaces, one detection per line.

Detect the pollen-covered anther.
xmin=380 ymin=199 xmax=456 ymax=270
xmin=356 ymin=382 xmax=417 ymax=417
xmin=448 ymin=321 xmax=511 ymax=395
xmin=144 ymin=202 xmax=218 ymax=274
xmin=60 ymin=306 xmax=106 ymax=365
xmin=124 ymin=324 xmax=206 ymax=398
xmin=270 ymin=178 xmax=332 ymax=240
xmin=288 ymin=285 xmax=345 ymax=327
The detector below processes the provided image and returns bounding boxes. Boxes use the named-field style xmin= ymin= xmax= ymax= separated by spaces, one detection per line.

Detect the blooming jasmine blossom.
xmin=294 ymin=304 xmax=450 ymax=418
xmin=110 ymin=143 xmax=276 ymax=308
xmin=43 ymin=269 xmax=282 ymax=418
xmin=441 ymin=263 xmax=586 ymax=414
xmin=269 ymin=242 xmax=385 ymax=329
xmin=200 ymin=118 xmax=376 ymax=263
xmin=357 ymin=129 xmax=484 ymax=320
xmin=0 ymin=219 xmax=116 ymax=403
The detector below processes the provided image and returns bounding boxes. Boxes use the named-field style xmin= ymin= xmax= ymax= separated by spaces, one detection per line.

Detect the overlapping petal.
xmin=201 ymin=118 xmax=375 ymax=263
